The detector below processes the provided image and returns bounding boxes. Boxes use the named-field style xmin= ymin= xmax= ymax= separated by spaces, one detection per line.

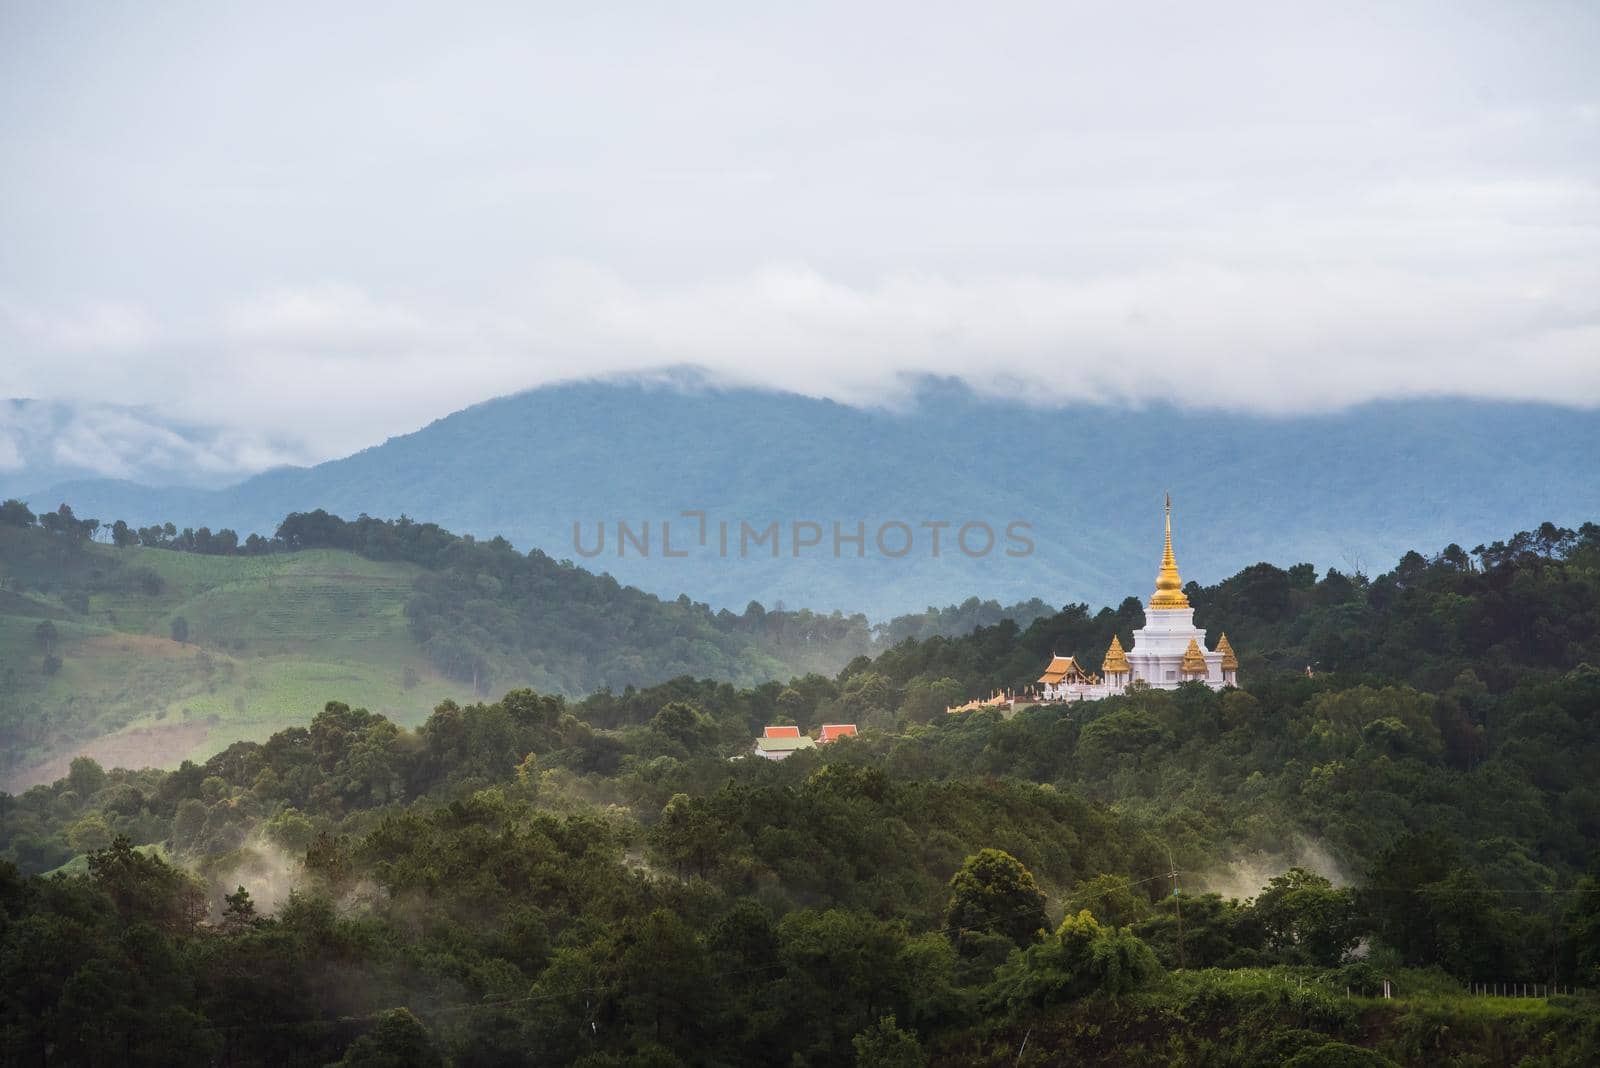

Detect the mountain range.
xmin=14 ymin=376 xmax=1600 ymax=617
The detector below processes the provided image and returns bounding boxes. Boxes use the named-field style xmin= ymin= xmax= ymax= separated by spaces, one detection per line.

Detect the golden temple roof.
xmin=1217 ymin=633 xmax=1238 ymax=671
xmin=1180 ymin=637 xmax=1209 ymax=676
xmin=1038 ymin=654 xmax=1088 ymax=685
xmin=1101 ymin=635 xmax=1130 ymax=675
xmin=1149 ymin=493 xmax=1191 ymax=610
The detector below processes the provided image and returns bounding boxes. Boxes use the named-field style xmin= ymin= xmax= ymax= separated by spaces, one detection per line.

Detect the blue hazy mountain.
xmin=19 ymin=377 xmax=1600 ymax=617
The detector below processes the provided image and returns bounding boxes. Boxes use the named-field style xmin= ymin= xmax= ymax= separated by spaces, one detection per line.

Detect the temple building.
xmin=1037 ymin=655 xmax=1090 ymax=700
xmin=1031 ymin=496 xmax=1238 ymax=702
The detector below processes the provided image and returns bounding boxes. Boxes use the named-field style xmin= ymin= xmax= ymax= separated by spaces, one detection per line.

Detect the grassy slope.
xmin=937 ymin=967 xmax=1598 ymax=1066
xmin=0 ymin=546 xmax=469 ymax=790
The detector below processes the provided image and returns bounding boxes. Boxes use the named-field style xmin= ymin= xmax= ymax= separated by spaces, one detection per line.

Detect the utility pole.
xmin=1166 ymin=843 xmax=1186 ymax=969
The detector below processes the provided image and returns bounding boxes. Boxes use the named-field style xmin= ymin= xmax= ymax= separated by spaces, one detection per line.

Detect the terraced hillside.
xmin=0 ymin=510 xmax=907 ymax=789
xmin=0 ymin=542 xmax=463 ymax=791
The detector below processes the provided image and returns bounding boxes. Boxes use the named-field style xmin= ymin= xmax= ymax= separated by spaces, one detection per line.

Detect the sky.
xmin=1 ymin=0 xmax=1597 ymax=477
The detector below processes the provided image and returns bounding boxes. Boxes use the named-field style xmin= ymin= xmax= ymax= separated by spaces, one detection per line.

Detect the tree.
xmin=67 ymin=813 xmax=112 ymax=853
xmin=67 ymin=756 xmax=107 ymax=798
xmin=651 ymin=793 xmax=720 ymax=879
xmin=852 ymin=1015 xmax=924 ymax=1068
xmin=991 ymin=909 xmax=1162 ymax=1014
xmin=1133 ymin=892 xmax=1264 ymax=969
xmin=170 ymin=616 xmax=189 ymax=644
xmin=1564 ymin=876 xmax=1600 ymax=985
xmin=944 ymin=848 xmax=1048 ymax=950
xmin=778 ymin=909 xmax=912 ymax=1061
xmin=275 ymin=509 xmax=349 ymax=551
xmin=334 ymin=1008 xmax=442 ymax=1068
xmin=263 ymin=808 xmax=316 ymax=853
xmin=1076 ymin=873 xmax=1153 ymax=929
xmin=649 ymin=701 xmax=714 ymax=751
xmin=87 ymin=836 xmax=206 ymax=933
xmin=39 ymin=503 xmax=94 ymax=538
xmin=110 ymin=519 xmax=138 ymax=547
xmin=618 ymin=909 xmax=712 ymax=1048
xmin=221 ymin=885 xmax=258 ymax=931
xmin=33 ymin=620 xmax=57 ymax=652
xmin=172 ymin=798 xmax=209 ymax=851
xmin=0 ymin=498 xmax=35 ymax=526
xmin=1359 ymin=833 xmax=1517 ymax=976
xmin=1252 ymin=867 xmax=1357 ymax=966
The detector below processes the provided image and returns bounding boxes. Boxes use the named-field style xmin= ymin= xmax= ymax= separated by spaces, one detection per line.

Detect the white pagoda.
xmin=1034 ymin=496 xmax=1238 ymax=702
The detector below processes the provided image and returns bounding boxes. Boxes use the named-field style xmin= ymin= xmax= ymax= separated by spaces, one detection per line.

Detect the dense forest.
xmin=1 ymin=519 xmax=1599 ymax=1064
xmin=0 ymin=501 xmax=1048 ymax=786
xmin=0 ymin=499 xmax=1049 ymax=692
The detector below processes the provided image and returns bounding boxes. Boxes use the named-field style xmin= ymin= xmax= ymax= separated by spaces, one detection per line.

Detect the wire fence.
xmin=1465 ymin=982 xmax=1588 ymax=998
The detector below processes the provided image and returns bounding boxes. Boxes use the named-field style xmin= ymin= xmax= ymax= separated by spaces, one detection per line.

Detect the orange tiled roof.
xmin=818 ymin=724 xmax=858 ymax=743
xmin=1038 ymin=655 xmax=1086 ymax=685
xmin=763 ymin=725 xmax=802 ymax=738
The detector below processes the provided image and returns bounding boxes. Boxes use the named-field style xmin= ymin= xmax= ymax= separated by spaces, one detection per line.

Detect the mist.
xmin=2 ymin=1 xmax=1596 ymax=467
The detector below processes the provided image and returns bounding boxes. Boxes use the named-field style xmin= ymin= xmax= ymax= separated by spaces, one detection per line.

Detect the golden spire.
xmin=1149 ymin=492 xmax=1191 ymax=609
xmin=1180 ymin=637 xmax=1209 ymax=676
xmin=1102 ymin=634 xmax=1131 ymax=675
xmin=1217 ymin=633 xmax=1238 ymax=671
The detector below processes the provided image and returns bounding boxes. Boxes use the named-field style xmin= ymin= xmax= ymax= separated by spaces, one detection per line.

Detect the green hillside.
xmin=2 ymin=518 xmax=1598 ymax=1065
xmin=0 ymin=538 xmax=464 ymax=790
xmin=0 ymin=517 xmax=872 ymax=791
xmin=0 ymin=506 xmax=1059 ymax=789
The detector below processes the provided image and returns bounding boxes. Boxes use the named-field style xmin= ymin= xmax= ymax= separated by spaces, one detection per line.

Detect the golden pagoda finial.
xmin=1217 ymin=633 xmax=1238 ymax=671
xmin=1102 ymin=634 xmax=1131 ymax=675
xmin=1180 ymin=637 xmax=1208 ymax=676
xmin=1149 ymin=493 xmax=1190 ymax=609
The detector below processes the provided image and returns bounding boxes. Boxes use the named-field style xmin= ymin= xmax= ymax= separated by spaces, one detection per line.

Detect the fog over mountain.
xmin=0 ymin=399 xmax=313 ymax=499
xmin=3 ymin=2 xmax=1597 ymax=460
xmin=15 ymin=377 xmax=1598 ymax=617
xmin=4 ymin=1 xmax=1597 ymax=614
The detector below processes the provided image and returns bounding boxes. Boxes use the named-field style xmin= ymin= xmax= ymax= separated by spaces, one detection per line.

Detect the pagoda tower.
xmin=1216 ymin=633 xmax=1239 ymax=686
xmin=1101 ymin=635 xmax=1131 ymax=689
xmin=1121 ymin=495 xmax=1231 ymax=690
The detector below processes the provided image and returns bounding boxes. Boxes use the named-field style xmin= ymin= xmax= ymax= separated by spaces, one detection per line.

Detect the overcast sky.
xmin=2 ymin=1 xmax=1597 ymax=473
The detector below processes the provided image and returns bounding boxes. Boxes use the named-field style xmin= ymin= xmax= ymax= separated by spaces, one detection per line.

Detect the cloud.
xmin=222 ymin=285 xmax=426 ymax=347
xmin=0 ymin=399 xmax=318 ymax=487
xmin=0 ymin=299 xmax=154 ymax=354
xmin=0 ymin=430 xmax=22 ymax=473
xmin=2 ymin=221 xmax=1598 ymax=472
xmin=0 ymin=1 xmax=1596 ymax=472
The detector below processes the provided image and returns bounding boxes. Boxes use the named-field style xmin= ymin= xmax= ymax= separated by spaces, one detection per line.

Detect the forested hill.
xmin=861 ymin=519 xmax=1600 ymax=702
xmin=2 ymin=520 xmax=1599 ymax=1065
xmin=0 ymin=502 xmax=1046 ymax=787
xmin=20 ymin=377 xmax=1600 ymax=616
